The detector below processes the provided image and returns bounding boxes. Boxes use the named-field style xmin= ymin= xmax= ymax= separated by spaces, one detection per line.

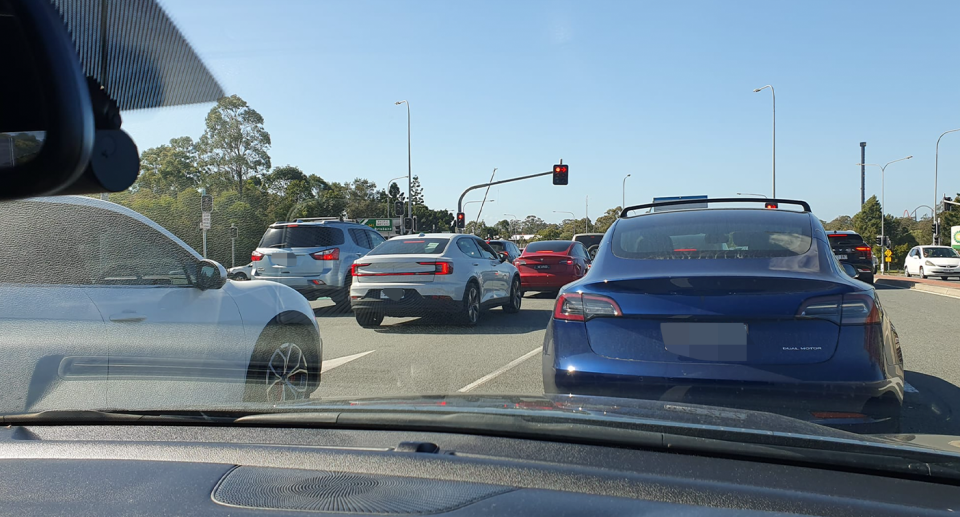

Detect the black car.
xmin=486 ymin=239 xmax=522 ymax=263
xmin=827 ymin=230 xmax=874 ymax=284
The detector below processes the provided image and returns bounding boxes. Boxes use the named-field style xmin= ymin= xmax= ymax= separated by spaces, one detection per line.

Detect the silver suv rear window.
xmin=259 ymin=226 xmax=345 ymax=248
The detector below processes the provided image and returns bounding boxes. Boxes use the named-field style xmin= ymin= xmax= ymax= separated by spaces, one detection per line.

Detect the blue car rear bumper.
xmin=542 ymin=318 xmax=903 ymax=410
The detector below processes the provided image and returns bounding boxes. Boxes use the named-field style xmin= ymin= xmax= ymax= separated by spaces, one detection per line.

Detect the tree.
xmin=263 ymin=165 xmax=308 ymax=196
xmin=137 ymin=137 xmax=201 ymax=195
xmin=537 ymin=226 xmax=562 ymax=240
xmin=593 ymin=207 xmax=621 ymax=234
xmin=388 ymin=182 xmax=401 ymax=200
xmin=823 ymin=215 xmax=853 ymax=231
xmin=852 ymin=195 xmax=882 ymax=247
xmin=409 ymin=175 xmax=423 ymax=205
xmin=197 ymin=95 xmax=271 ymax=196
xmin=343 ymin=178 xmax=384 ymax=219
xmin=521 ymin=215 xmax=548 ymax=234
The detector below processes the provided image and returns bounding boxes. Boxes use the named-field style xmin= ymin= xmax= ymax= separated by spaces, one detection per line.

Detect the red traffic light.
xmin=552 ymin=164 xmax=569 ymax=185
xmin=456 ymin=212 xmax=466 ymax=228
xmin=764 ymin=202 xmax=779 ymax=209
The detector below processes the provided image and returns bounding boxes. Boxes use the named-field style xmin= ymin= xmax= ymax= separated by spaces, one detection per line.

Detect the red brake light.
xmin=840 ymin=293 xmax=881 ymax=325
xmin=417 ymin=261 xmax=454 ymax=275
xmin=251 ymin=250 xmax=263 ymax=262
xmin=554 ymin=293 xmax=622 ymax=322
xmin=310 ymin=248 xmax=340 ymax=260
xmin=674 ymin=248 xmax=697 ymax=252
xmin=351 ymin=262 xmax=371 ymax=276
xmin=557 ymin=257 xmax=573 ymax=265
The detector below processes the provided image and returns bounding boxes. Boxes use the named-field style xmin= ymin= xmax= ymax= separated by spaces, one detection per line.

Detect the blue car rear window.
xmin=612 ymin=210 xmax=813 ymax=259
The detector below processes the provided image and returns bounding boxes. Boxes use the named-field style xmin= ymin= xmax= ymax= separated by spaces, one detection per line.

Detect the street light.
xmin=554 ymin=210 xmax=582 ymax=233
xmin=857 ymin=155 xmax=912 ymax=274
xmin=935 ymin=129 xmax=960 ymax=244
xmin=385 ymin=175 xmax=406 ymax=218
xmin=736 ymin=192 xmax=768 ymax=198
xmin=395 ymin=100 xmax=412 ymax=234
xmin=460 ymin=200 xmax=494 ymax=235
xmin=622 ymin=174 xmax=631 ymax=209
xmin=752 ymin=85 xmax=775 ymax=197
xmin=503 ymin=213 xmax=518 ymax=238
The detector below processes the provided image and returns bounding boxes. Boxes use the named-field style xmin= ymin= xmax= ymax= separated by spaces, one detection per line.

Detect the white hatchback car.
xmin=903 ymin=245 xmax=960 ymax=280
xmin=349 ymin=233 xmax=522 ymax=327
xmin=0 ymin=196 xmax=322 ymax=413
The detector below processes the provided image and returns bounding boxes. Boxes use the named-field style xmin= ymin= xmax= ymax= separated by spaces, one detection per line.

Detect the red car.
xmin=515 ymin=240 xmax=591 ymax=294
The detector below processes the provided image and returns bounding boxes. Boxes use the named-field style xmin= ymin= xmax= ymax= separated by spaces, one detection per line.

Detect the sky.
xmin=122 ymin=0 xmax=960 ymax=225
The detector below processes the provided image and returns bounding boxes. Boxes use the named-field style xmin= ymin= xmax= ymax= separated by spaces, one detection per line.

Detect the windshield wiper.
xmin=0 ymin=409 xmax=242 ymax=425
xmin=266 ymin=243 xmax=288 ymax=248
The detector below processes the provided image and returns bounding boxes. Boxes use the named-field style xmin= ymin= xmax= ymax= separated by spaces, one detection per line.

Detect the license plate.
xmin=835 ymin=254 xmax=847 ymax=260
xmin=661 ymin=322 xmax=748 ymax=361
xmin=535 ymin=265 xmax=550 ymax=270
xmin=381 ymin=288 xmax=404 ymax=301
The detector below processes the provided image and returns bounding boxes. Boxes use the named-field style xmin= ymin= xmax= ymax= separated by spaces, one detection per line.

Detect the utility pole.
xmin=200 ymin=190 xmax=212 ymax=258
xmin=229 ymin=224 xmax=238 ymax=268
xmin=860 ymin=142 xmax=866 ymax=207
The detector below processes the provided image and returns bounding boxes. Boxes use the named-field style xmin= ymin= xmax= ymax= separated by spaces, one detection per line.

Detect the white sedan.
xmin=0 ymin=196 xmax=322 ymax=413
xmin=903 ymin=246 xmax=960 ymax=280
xmin=349 ymin=233 xmax=522 ymax=327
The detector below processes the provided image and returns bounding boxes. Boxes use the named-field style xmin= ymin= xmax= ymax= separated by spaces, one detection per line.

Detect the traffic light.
xmin=456 ymin=212 xmax=466 ymax=228
xmin=394 ymin=201 xmax=404 ymax=215
xmin=552 ymin=164 xmax=569 ymax=185
xmin=229 ymin=225 xmax=239 ymax=239
xmin=876 ymin=235 xmax=882 ymax=246
xmin=200 ymin=194 xmax=213 ymax=212
xmin=764 ymin=202 xmax=778 ymax=209
xmin=945 ymin=196 xmax=953 ymax=212
xmin=403 ymin=217 xmax=413 ymax=230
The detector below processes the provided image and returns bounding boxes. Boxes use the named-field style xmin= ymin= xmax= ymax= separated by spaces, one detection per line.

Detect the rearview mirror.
xmin=841 ymin=263 xmax=859 ymax=279
xmin=197 ymin=260 xmax=227 ymax=290
xmin=1 ymin=0 xmax=97 ymax=200
xmin=499 ymin=252 xmax=509 ymax=262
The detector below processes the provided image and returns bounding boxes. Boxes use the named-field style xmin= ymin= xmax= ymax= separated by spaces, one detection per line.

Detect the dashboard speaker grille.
xmin=212 ymin=466 xmax=513 ymax=514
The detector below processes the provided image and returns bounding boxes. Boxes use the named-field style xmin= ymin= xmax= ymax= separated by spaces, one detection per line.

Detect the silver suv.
xmin=251 ymin=218 xmax=387 ymax=306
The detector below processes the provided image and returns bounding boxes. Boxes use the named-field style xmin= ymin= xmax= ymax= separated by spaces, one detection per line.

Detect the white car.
xmin=903 ymin=245 xmax=960 ymax=280
xmin=228 ymin=262 xmax=255 ymax=280
xmin=349 ymin=233 xmax=521 ymax=327
xmin=0 ymin=196 xmax=322 ymax=413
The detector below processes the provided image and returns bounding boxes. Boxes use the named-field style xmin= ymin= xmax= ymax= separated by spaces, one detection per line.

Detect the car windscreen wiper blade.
xmin=266 ymin=243 xmax=288 ymax=248
xmin=0 ymin=409 xmax=242 ymax=425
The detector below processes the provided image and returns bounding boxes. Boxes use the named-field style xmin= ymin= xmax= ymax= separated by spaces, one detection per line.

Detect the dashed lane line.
xmin=457 ymin=347 xmax=542 ymax=393
xmin=321 ymin=350 xmax=375 ymax=374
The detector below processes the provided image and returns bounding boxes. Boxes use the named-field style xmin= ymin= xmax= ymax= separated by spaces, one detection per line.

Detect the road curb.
xmin=876 ymin=277 xmax=960 ymax=300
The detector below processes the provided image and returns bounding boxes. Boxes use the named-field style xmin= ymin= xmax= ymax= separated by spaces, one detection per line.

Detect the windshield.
xmin=366 ymin=238 xmax=449 ymax=255
xmin=7 ymin=0 xmax=960 ymax=472
xmin=523 ymin=241 xmax=574 ymax=253
xmin=923 ymin=247 xmax=960 ymax=258
xmin=259 ymin=226 xmax=345 ymax=248
xmin=612 ymin=210 xmax=813 ymax=259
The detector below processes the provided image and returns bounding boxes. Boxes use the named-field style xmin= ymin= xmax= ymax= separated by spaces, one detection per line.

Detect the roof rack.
xmin=620 ymin=198 xmax=811 ymax=218
xmin=270 ymin=217 xmax=346 ymax=226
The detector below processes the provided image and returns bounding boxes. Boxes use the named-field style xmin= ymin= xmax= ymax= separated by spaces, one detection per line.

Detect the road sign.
xmin=885 ymin=256 xmax=892 ymax=262
xmin=884 ymin=249 xmax=892 ymax=257
xmin=201 ymin=212 xmax=211 ymax=230
xmin=358 ymin=218 xmax=397 ymax=232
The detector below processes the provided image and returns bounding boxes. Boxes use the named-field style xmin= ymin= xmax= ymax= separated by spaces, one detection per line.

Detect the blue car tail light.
xmin=554 ymin=293 xmax=622 ymax=322
xmin=797 ymin=293 xmax=879 ymax=325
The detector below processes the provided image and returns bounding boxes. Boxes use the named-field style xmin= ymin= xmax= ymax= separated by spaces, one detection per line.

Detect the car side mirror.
xmin=197 ymin=260 xmax=227 ymax=290
xmin=499 ymin=252 xmax=509 ymax=262
xmin=841 ymin=263 xmax=859 ymax=279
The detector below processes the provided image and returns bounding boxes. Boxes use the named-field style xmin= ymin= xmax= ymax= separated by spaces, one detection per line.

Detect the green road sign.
xmin=358 ymin=218 xmax=398 ymax=232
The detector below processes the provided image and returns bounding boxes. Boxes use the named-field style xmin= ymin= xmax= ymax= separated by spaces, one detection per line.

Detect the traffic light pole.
xmin=456 ymin=170 xmax=554 ymax=232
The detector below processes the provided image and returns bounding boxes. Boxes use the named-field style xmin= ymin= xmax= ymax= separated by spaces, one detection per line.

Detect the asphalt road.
xmin=311 ymin=286 xmax=960 ymax=435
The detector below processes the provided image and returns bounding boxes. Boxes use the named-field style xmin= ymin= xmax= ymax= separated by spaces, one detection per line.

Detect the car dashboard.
xmin=0 ymin=424 xmax=956 ymax=516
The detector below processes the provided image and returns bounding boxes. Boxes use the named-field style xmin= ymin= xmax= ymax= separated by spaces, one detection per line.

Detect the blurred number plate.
xmin=535 ymin=265 xmax=550 ymax=269
xmin=381 ymin=288 xmax=404 ymax=301
xmin=661 ymin=322 xmax=747 ymax=361
xmin=835 ymin=254 xmax=847 ymax=260
xmin=273 ymin=253 xmax=294 ymax=266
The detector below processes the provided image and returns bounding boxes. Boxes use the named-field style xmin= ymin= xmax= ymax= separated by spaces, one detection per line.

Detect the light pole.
xmin=554 ymin=210 xmax=580 ymax=233
xmin=463 ymin=200 xmax=494 ymax=232
xmin=395 ymin=100 xmax=412 ymax=234
xmin=910 ymin=205 xmax=935 ymax=222
xmin=857 ymin=155 xmax=912 ymax=274
xmin=935 ymin=129 xmax=960 ymax=244
xmin=622 ymin=174 xmax=631 ymax=209
xmin=736 ymin=192 xmax=768 ymax=198
xmin=385 ymin=175 xmax=406 ymax=218
xmin=752 ymin=85 xmax=775 ymax=197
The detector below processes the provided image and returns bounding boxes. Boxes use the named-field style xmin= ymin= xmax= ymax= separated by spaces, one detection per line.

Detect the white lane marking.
xmin=321 ymin=350 xmax=375 ymax=374
xmin=904 ymin=382 xmax=919 ymax=393
xmin=458 ymin=347 xmax=542 ymax=393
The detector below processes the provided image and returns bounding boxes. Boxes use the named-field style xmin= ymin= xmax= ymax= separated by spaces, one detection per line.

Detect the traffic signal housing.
xmin=552 ymin=164 xmax=569 ymax=185
xmin=394 ymin=201 xmax=404 ymax=215
xmin=200 ymin=194 xmax=213 ymax=212
xmin=403 ymin=217 xmax=413 ymax=230
xmin=456 ymin=212 xmax=466 ymax=228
